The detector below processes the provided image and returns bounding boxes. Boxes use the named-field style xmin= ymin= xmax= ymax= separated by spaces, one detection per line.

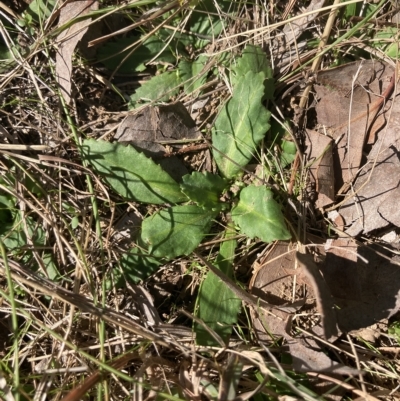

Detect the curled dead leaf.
xmin=56 ymin=1 xmax=98 ymax=104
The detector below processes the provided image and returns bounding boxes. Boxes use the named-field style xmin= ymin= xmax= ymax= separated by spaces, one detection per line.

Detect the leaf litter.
xmin=250 ymin=58 xmax=400 ymax=378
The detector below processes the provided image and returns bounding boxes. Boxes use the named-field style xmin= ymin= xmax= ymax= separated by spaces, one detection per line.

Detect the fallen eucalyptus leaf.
xmin=56 ymin=1 xmax=97 ymax=104
xmin=296 ymin=252 xmax=338 ymax=340
xmin=340 ymin=137 xmax=400 ymax=236
xmin=250 ymin=242 xmax=358 ymax=374
xmin=323 ymin=239 xmax=400 ymax=333
xmin=314 ymin=60 xmax=394 ymax=193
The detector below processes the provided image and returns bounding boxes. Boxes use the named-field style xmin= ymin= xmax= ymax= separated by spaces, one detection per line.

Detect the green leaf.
xmin=231 ymin=185 xmax=290 ymax=242
xmin=372 ymin=27 xmax=399 ymax=58
xmin=280 ymin=140 xmax=297 ymax=168
xmin=0 ymin=175 xmax=46 ymax=263
xmin=129 ymin=70 xmax=182 ymax=108
xmin=0 ymin=45 xmax=14 ymax=64
xmin=268 ymin=120 xmax=296 ymax=169
xmin=43 ymin=253 xmax=60 ymax=281
xmin=0 ymin=207 xmax=13 ymax=236
xmin=212 ymin=70 xmax=271 ymax=178
xmin=184 ymin=0 xmax=232 ymax=49
xmin=120 ymin=248 xmax=162 ymax=284
xmin=230 ymin=44 xmax=274 ymax=100
xmin=195 ymin=225 xmax=241 ymax=346
xmin=343 ymin=1 xmax=359 ymax=18
xmin=180 ymin=172 xmax=228 ymax=211
xmin=231 ymin=45 xmax=272 ymax=89
xmin=1 ymin=212 xmax=45 ymax=263
xmin=26 ymin=0 xmax=56 ymax=22
xmin=82 ymin=139 xmax=186 ymax=204
xmin=140 ymin=205 xmax=217 ymax=260
xmin=71 ymin=216 xmax=79 ymax=230
xmin=178 ymin=55 xmax=208 ymax=94
xmin=0 ymin=188 xmax=15 ymax=236
xmin=97 ymin=35 xmax=177 ymax=74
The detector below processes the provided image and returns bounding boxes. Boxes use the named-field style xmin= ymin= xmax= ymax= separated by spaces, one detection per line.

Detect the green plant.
xmin=17 ymin=0 xmax=56 ymax=34
xmin=95 ymin=0 xmax=235 ymax=107
xmin=82 ymin=44 xmax=291 ymax=345
xmin=388 ymin=321 xmax=400 ymax=344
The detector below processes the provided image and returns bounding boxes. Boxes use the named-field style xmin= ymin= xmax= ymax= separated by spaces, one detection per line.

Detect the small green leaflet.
xmin=82 ymin=139 xmax=186 ymax=204
xmin=0 ymin=45 xmax=16 ymax=73
xmin=97 ymin=36 xmax=178 ymax=74
xmin=195 ymin=225 xmax=241 ymax=346
xmin=231 ymin=185 xmax=290 ymax=242
xmin=129 ymin=70 xmax=182 ymax=109
xmin=279 ymin=140 xmax=297 ymax=168
xmin=180 ymin=171 xmax=228 ymax=211
xmin=26 ymin=0 xmax=56 ymax=21
xmin=186 ymin=0 xmax=231 ymax=49
xmin=372 ymin=27 xmax=399 ymax=58
xmin=212 ymin=70 xmax=271 ymax=179
xmin=140 ymin=205 xmax=217 ymax=260
xmin=178 ymin=55 xmax=208 ymax=94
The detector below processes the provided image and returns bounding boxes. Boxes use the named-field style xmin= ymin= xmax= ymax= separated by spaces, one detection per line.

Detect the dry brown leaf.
xmin=314 ymin=60 xmax=395 ymax=193
xmin=249 ymin=242 xmax=294 ymax=342
xmin=305 ymin=129 xmax=334 ymax=209
xmin=339 ymin=136 xmax=400 ymax=236
xmin=339 ymin=86 xmax=400 ymax=235
xmin=322 ymin=239 xmax=400 ymax=333
xmin=115 ymin=102 xmax=201 ymax=155
xmin=115 ymin=102 xmax=202 ymax=181
xmin=250 ymin=239 xmax=400 ymax=373
xmin=56 ymin=1 xmax=98 ymax=104
xmin=250 ymin=242 xmax=352 ymax=373
xmin=284 ymin=334 xmax=358 ymax=375
xmin=273 ymin=0 xmax=325 ymax=72
xmin=296 ymin=252 xmax=338 ymax=340
xmin=281 ymin=0 xmax=325 ymax=47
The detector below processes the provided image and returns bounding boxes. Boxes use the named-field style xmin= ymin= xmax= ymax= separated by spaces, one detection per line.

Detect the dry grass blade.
xmin=0 ymin=259 xmax=175 ymax=347
xmin=58 ymin=351 xmax=138 ymax=401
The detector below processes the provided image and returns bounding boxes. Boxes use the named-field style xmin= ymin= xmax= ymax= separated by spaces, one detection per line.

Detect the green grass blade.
xmin=0 ymin=240 xmax=19 ymax=401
